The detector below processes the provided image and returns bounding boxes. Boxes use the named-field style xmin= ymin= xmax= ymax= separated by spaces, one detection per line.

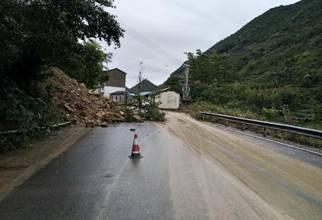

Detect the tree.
xmin=164 ymin=76 xmax=181 ymax=93
xmin=64 ymin=41 xmax=111 ymax=88
xmin=0 ymin=0 xmax=124 ymax=85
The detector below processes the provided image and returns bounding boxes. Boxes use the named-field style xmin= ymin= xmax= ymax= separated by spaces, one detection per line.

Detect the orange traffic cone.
xmin=129 ymin=133 xmax=143 ymax=159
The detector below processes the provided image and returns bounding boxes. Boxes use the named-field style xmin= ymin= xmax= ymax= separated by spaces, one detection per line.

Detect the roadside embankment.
xmin=0 ymin=125 xmax=89 ymax=202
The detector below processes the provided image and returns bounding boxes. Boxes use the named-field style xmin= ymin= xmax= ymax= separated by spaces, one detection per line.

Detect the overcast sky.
xmin=103 ymin=0 xmax=300 ymax=87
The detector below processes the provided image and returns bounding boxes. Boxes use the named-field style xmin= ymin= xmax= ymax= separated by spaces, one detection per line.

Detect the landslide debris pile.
xmin=42 ymin=68 xmax=124 ymax=127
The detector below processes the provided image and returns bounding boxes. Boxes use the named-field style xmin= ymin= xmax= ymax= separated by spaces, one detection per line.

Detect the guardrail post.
xmin=263 ymin=127 xmax=267 ymax=137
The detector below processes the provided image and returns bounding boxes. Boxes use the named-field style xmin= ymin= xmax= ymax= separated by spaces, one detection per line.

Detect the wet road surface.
xmin=0 ymin=112 xmax=322 ymax=219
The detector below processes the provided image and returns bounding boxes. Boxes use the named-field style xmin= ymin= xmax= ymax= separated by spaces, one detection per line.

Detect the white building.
xmin=155 ymin=88 xmax=180 ymax=110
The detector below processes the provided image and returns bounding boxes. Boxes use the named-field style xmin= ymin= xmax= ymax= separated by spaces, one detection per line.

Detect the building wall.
xmin=155 ymin=91 xmax=180 ymax=110
xmin=105 ymin=69 xmax=126 ymax=87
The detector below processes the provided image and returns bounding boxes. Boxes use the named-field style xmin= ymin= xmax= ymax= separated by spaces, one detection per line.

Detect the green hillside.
xmin=165 ymin=0 xmax=322 ymax=128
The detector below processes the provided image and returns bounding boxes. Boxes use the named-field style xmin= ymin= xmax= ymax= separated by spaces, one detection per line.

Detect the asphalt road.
xmin=0 ymin=112 xmax=321 ymax=219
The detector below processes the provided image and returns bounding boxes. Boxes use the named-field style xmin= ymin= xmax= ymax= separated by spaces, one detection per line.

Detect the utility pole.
xmin=182 ymin=64 xmax=191 ymax=101
xmin=138 ymin=61 xmax=143 ymax=111
xmin=138 ymin=70 xmax=142 ymax=94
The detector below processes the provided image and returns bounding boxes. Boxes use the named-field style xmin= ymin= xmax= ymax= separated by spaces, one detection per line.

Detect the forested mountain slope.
xmin=166 ymin=0 xmax=322 ymax=128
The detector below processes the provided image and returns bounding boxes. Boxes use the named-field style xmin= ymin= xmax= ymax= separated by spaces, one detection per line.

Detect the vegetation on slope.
xmin=166 ymin=0 xmax=322 ymax=128
xmin=0 ymin=0 xmax=124 ymax=151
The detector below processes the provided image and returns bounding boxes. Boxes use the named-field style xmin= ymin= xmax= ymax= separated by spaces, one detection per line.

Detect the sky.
xmin=103 ymin=0 xmax=300 ymax=87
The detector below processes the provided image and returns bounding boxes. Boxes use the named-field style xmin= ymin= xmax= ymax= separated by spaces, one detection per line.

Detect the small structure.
xmin=110 ymin=91 xmax=127 ymax=104
xmin=155 ymin=88 xmax=180 ymax=110
xmin=102 ymin=68 xmax=127 ymax=98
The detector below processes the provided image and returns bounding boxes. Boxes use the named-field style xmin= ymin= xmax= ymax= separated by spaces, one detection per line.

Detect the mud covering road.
xmin=0 ymin=112 xmax=321 ymax=219
xmin=164 ymin=112 xmax=322 ymax=220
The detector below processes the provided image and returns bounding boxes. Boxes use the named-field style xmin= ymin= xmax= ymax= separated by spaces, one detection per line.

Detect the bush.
xmin=262 ymin=107 xmax=279 ymax=120
xmin=124 ymin=108 xmax=136 ymax=122
xmin=143 ymin=97 xmax=165 ymax=121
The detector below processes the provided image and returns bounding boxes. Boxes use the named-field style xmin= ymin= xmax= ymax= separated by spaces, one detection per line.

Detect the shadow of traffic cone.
xmin=129 ymin=133 xmax=143 ymax=159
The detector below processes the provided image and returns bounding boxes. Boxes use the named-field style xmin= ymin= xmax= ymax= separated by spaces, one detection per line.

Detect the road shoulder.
xmin=0 ymin=125 xmax=90 ymax=202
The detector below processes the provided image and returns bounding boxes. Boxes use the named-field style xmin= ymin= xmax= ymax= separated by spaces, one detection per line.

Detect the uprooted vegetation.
xmin=124 ymin=96 xmax=166 ymax=122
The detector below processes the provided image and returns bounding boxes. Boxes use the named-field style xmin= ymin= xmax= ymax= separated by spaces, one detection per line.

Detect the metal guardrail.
xmin=0 ymin=122 xmax=72 ymax=136
xmin=199 ymin=112 xmax=322 ymax=140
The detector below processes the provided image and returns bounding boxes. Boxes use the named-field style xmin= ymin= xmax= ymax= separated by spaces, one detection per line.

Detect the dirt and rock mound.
xmin=41 ymin=68 xmax=124 ymax=127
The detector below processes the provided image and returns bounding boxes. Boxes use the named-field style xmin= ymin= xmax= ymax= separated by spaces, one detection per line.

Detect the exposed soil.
xmin=41 ymin=67 xmax=125 ymax=127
